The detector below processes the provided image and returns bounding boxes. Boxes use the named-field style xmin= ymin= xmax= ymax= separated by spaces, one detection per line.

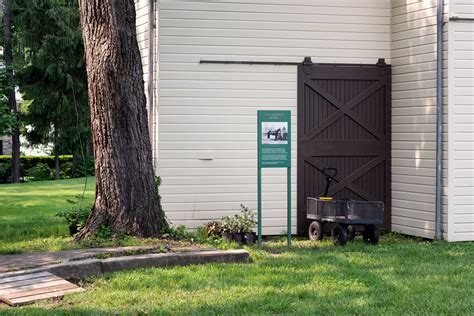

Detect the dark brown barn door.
xmin=297 ymin=61 xmax=391 ymax=233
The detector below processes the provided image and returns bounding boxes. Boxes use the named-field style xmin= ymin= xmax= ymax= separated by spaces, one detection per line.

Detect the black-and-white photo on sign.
xmin=262 ymin=122 xmax=288 ymax=144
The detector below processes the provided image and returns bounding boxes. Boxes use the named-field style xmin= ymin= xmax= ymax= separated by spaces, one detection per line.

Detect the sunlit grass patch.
xmin=0 ymin=177 xmax=94 ymax=254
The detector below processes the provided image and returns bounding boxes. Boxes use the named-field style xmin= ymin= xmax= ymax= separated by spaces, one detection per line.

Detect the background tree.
xmin=0 ymin=64 xmax=17 ymax=136
xmin=75 ymin=0 xmax=161 ymax=239
xmin=13 ymin=0 xmax=90 ymax=179
xmin=0 ymin=0 xmax=13 ymax=135
xmin=3 ymin=0 xmax=20 ymax=182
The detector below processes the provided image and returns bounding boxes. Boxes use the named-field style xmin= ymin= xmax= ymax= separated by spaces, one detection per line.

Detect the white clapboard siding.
xmin=451 ymin=0 xmax=474 ymax=16
xmin=157 ymin=0 xmax=391 ymax=234
xmin=135 ymin=0 xmax=160 ymax=167
xmin=135 ymin=0 xmax=149 ymax=106
xmin=448 ymin=0 xmax=474 ymax=242
xmin=391 ymin=0 xmax=449 ymax=239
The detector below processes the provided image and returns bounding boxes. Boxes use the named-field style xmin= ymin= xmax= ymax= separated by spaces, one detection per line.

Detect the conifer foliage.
xmin=13 ymin=0 xmax=90 ymax=177
xmin=0 ymin=0 xmax=17 ymax=136
xmin=0 ymin=63 xmax=17 ymax=136
xmin=2 ymin=0 xmax=20 ymax=182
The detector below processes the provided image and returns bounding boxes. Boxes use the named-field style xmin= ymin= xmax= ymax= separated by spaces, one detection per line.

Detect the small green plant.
xmin=221 ymin=205 xmax=257 ymax=234
xmin=204 ymin=220 xmax=223 ymax=237
xmin=95 ymin=224 xmax=113 ymax=241
xmin=221 ymin=215 xmax=237 ymax=234
xmin=60 ymin=161 xmax=73 ymax=179
xmin=165 ymin=225 xmax=193 ymax=241
xmin=56 ymin=195 xmax=91 ymax=235
xmin=219 ymin=205 xmax=257 ymax=244
xmin=26 ymin=163 xmax=53 ymax=181
xmin=239 ymin=204 xmax=257 ymax=234
xmin=154 ymin=176 xmax=171 ymax=234
xmin=219 ymin=216 xmax=234 ymax=242
xmin=56 ymin=208 xmax=90 ymax=234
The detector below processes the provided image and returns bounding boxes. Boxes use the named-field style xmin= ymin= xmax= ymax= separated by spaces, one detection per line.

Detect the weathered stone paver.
xmin=0 ymin=246 xmax=161 ymax=273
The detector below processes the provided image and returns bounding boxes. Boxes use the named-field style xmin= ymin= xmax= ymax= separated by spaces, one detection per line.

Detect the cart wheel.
xmin=363 ymin=225 xmax=379 ymax=244
xmin=347 ymin=225 xmax=356 ymax=241
xmin=331 ymin=224 xmax=348 ymax=246
xmin=308 ymin=221 xmax=323 ymax=241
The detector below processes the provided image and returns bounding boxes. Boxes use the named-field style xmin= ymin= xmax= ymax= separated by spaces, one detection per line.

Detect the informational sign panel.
xmin=258 ymin=111 xmax=291 ymax=168
xmin=257 ymin=110 xmax=292 ymax=248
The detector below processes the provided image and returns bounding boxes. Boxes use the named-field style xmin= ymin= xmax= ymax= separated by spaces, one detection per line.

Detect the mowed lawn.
xmin=0 ymin=179 xmax=473 ymax=314
xmin=0 ymin=177 xmax=95 ymax=254
xmin=7 ymin=236 xmax=474 ymax=315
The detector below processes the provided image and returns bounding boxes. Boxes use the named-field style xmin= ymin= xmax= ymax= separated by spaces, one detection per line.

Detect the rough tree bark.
xmin=4 ymin=0 xmax=21 ymax=183
xmin=75 ymin=0 xmax=161 ymax=240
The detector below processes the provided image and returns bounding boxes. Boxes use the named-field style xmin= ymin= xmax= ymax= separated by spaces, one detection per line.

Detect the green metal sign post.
xmin=257 ymin=110 xmax=291 ymax=249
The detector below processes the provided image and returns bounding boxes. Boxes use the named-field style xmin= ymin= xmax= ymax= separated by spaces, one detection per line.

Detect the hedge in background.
xmin=0 ymin=155 xmax=94 ymax=183
xmin=0 ymin=155 xmax=73 ymax=170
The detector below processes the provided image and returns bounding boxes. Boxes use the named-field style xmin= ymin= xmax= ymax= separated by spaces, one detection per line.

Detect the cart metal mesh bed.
xmin=307 ymin=197 xmax=383 ymax=224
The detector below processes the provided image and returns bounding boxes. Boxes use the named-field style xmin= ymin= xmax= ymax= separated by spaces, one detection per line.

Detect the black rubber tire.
xmin=308 ymin=221 xmax=323 ymax=241
xmin=347 ymin=225 xmax=356 ymax=241
xmin=331 ymin=224 xmax=348 ymax=246
xmin=363 ymin=225 xmax=380 ymax=244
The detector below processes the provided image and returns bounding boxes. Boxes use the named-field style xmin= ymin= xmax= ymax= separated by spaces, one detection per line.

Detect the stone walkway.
xmin=0 ymin=246 xmax=161 ymax=273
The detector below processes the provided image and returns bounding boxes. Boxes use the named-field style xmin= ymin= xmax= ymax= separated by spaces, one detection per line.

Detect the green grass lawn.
xmin=0 ymin=177 xmax=95 ymax=254
xmin=0 ymin=179 xmax=473 ymax=314
xmin=4 ymin=236 xmax=473 ymax=315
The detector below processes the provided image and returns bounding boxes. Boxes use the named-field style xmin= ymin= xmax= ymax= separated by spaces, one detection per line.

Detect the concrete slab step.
xmin=0 ymin=249 xmax=250 ymax=281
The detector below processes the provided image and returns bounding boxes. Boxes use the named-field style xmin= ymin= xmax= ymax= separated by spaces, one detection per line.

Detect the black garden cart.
xmin=307 ymin=168 xmax=384 ymax=246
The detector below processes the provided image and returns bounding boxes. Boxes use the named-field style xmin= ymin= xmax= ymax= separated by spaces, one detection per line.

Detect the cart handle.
xmin=323 ymin=168 xmax=337 ymax=179
xmin=322 ymin=168 xmax=338 ymax=197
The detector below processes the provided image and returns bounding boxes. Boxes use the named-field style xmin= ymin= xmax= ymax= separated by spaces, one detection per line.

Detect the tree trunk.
xmin=54 ymin=153 xmax=60 ymax=180
xmin=75 ymin=0 xmax=161 ymax=240
xmin=86 ymin=140 xmax=93 ymax=156
xmin=72 ymin=150 xmax=80 ymax=178
xmin=4 ymin=0 xmax=21 ymax=183
xmin=53 ymin=128 xmax=60 ymax=180
xmin=0 ymin=0 xmax=3 ymax=27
